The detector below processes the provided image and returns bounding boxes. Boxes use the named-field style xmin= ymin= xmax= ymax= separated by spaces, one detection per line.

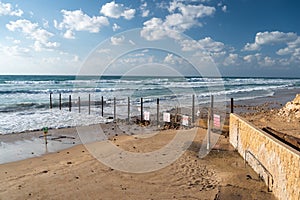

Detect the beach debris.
xmin=278 ymin=94 xmax=300 ymax=120
xmin=262 ymin=127 xmax=300 ymax=150
xmin=42 ymin=127 xmax=48 ymax=145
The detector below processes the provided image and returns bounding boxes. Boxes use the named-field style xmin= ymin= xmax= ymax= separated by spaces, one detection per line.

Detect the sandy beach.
xmin=0 ymin=127 xmax=276 ymax=200
xmin=2 ymin=92 xmax=300 ymax=199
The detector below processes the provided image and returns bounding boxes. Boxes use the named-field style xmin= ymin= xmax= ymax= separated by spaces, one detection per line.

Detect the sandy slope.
xmin=0 ymin=128 xmax=275 ymax=200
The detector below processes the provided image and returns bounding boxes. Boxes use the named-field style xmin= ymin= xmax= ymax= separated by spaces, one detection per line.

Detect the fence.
xmin=49 ymin=93 xmax=232 ymax=131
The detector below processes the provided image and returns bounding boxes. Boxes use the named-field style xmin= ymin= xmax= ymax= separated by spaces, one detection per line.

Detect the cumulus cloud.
xmin=260 ymin=56 xmax=275 ymax=66
xmin=180 ymin=37 xmax=224 ymax=52
xmin=277 ymin=37 xmax=300 ymax=56
xmin=243 ymin=53 xmax=277 ymax=67
xmin=63 ymin=29 xmax=75 ymax=39
xmin=56 ymin=10 xmax=109 ymax=39
xmin=111 ymin=35 xmax=125 ymax=45
xmin=223 ymin=53 xmax=239 ymax=66
xmin=141 ymin=1 xmax=215 ymax=40
xmin=100 ymin=1 xmax=136 ymax=20
xmin=243 ymin=31 xmax=297 ymax=51
xmin=0 ymin=2 xmax=23 ymax=16
xmin=6 ymin=19 xmax=59 ymax=51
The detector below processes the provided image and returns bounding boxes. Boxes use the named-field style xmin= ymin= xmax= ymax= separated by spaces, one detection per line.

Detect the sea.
xmin=0 ymin=75 xmax=300 ymax=135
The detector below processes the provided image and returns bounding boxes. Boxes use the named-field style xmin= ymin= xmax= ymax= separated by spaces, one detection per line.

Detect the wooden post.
xmin=88 ymin=94 xmax=91 ymax=115
xmin=113 ymin=97 xmax=116 ymax=121
xmin=127 ymin=97 xmax=130 ymax=123
xmin=69 ymin=95 xmax=72 ymax=112
xmin=192 ymin=94 xmax=195 ymax=124
xmin=59 ymin=93 xmax=62 ymax=110
xmin=157 ymin=98 xmax=159 ymax=126
xmin=101 ymin=96 xmax=104 ymax=117
xmin=231 ymin=98 xmax=234 ymax=113
xmin=49 ymin=93 xmax=52 ymax=109
xmin=78 ymin=96 xmax=81 ymax=113
xmin=140 ymin=97 xmax=143 ymax=122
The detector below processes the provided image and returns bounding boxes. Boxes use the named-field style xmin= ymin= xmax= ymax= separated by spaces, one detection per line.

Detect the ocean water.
xmin=0 ymin=75 xmax=299 ymax=134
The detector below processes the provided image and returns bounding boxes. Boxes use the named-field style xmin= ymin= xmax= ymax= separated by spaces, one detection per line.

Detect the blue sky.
xmin=0 ymin=0 xmax=300 ymax=77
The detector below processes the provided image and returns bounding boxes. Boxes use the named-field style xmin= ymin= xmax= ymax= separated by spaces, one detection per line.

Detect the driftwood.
xmin=262 ymin=127 xmax=300 ymax=151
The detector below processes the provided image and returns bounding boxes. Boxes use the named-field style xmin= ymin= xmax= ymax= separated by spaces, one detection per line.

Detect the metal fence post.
xmin=231 ymin=98 xmax=234 ymax=113
xmin=157 ymin=98 xmax=159 ymax=126
xmin=78 ymin=96 xmax=81 ymax=113
xmin=207 ymin=95 xmax=214 ymax=150
xmin=101 ymin=96 xmax=104 ymax=117
xmin=192 ymin=94 xmax=195 ymax=124
xmin=114 ymin=97 xmax=116 ymax=121
xmin=141 ymin=97 xmax=143 ymax=122
xmin=88 ymin=94 xmax=91 ymax=115
xmin=128 ymin=97 xmax=130 ymax=124
xmin=69 ymin=95 xmax=72 ymax=112
xmin=49 ymin=93 xmax=52 ymax=109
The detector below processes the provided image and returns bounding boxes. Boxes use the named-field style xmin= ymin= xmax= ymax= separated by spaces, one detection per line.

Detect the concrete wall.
xmin=229 ymin=113 xmax=300 ymax=200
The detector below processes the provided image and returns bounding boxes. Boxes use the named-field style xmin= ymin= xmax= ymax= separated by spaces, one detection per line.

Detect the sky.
xmin=0 ymin=0 xmax=300 ymax=77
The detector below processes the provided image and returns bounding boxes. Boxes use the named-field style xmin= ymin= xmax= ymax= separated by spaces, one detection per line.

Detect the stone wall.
xmin=229 ymin=113 xmax=300 ymax=200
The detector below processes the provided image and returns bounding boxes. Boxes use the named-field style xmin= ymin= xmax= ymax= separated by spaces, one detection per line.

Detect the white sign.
xmin=163 ymin=112 xmax=170 ymax=122
xmin=213 ymin=114 xmax=221 ymax=128
xmin=182 ymin=115 xmax=189 ymax=126
xmin=144 ymin=111 xmax=150 ymax=121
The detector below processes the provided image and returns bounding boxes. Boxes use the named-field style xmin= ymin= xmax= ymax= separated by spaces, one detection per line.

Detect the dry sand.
xmin=0 ymin=127 xmax=275 ymax=200
xmin=241 ymin=95 xmax=300 ymax=140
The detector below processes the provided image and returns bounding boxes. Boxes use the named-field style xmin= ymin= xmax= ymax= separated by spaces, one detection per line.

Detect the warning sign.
xmin=144 ymin=111 xmax=150 ymax=121
xmin=182 ymin=115 xmax=189 ymax=126
xmin=213 ymin=114 xmax=221 ymax=128
xmin=163 ymin=112 xmax=170 ymax=122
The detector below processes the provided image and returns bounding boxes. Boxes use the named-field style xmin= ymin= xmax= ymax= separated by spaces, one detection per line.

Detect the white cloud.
xmin=180 ymin=37 xmax=224 ymax=52
xmin=277 ymin=37 xmax=300 ymax=56
xmin=222 ymin=5 xmax=227 ymax=12
xmin=243 ymin=31 xmax=297 ymax=51
xmin=223 ymin=53 xmax=239 ymax=66
xmin=111 ymin=35 xmax=125 ymax=45
xmin=112 ymin=23 xmax=120 ymax=31
xmin=260 ymin=56 xmax=275 ymax=67
xmin=141 ymin=1 xmax=215 ymax=40
xmin=100 ymin=1 xmax=136 ymax=20
xmin=164 ymin=53 xmax=183 ymax=65
xmin=142 ymin=9 xmax=150 ymax=17
xmin=244 ymin=42 xmax=260 ymax=51
xmin=243 ymin=53 xmax=277 ymax=67
xmin=1 ymin=44 xmax=30 ymax=57
xmin=0 ymin=2 xmax=23 ymax=16
xmin=56 ymin=9 xmax=109 ymax=38
xmin=140 ymin=2 xmax=150 ymax=17
xmin=63 ymin=29 xmax=75 ymax=39
xmin=6 ymin=19 xmax=59 ymax=51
